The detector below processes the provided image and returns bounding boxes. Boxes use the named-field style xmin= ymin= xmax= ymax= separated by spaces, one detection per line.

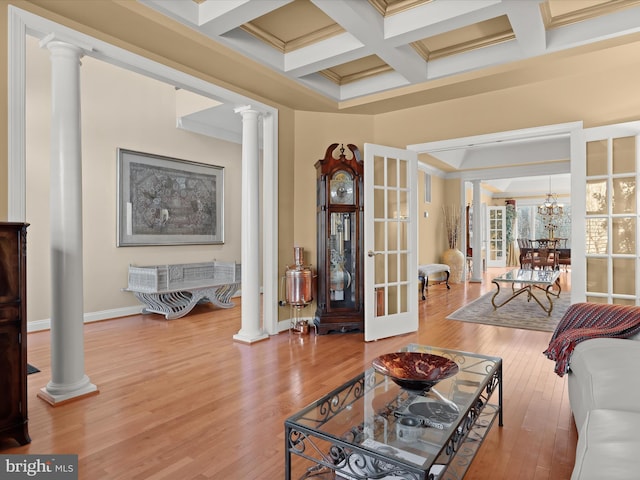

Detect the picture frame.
xmin=117 ymin=148 xmax=224 ymax=246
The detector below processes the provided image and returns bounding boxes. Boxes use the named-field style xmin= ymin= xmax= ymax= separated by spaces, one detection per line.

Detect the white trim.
xmin=262 ymin=111 xmax=279 ymax=335
xmin=446 ymin=160 xmax=571 ymax=182
xmin=8 ymin=6 xmax=279 ymax=337
xmin=27 ymin=306 xmax=143 ymax=332
xmin=7 ymin=9 xmax=26 ymax=221
xmin=417 ymin=160 xmax=445 ymax=178
xmin=408 ymin=122 xmax=581 ymax=154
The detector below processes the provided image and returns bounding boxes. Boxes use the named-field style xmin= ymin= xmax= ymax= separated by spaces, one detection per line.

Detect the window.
xmin=424 ymin=173 xmax=431 ymax=203
xmin=516 ymin=204 xmax=571 ymax=247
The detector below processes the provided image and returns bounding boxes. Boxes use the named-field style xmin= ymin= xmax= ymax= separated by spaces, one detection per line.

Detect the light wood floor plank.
xmin=1 ymin=268 xmax=576 ymax=479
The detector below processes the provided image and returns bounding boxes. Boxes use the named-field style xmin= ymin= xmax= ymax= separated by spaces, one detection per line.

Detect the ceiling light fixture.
xmin=538 ymin=177 xmax=564 ymax=238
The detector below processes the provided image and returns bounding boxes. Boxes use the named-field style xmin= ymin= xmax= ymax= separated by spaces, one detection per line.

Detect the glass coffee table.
xmin=285 ymin=344 xmax=502 ymax=480
xmin=491 ymin=268 xmax=562 ymax=316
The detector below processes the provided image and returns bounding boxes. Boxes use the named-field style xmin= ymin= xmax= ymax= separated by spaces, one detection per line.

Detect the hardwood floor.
xmin=1 ymin=268 xmax=577 ymax=479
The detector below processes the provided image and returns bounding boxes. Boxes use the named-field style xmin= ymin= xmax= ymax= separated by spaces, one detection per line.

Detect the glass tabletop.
xmin=285 ymin=344 xmax=502 ymax=477
xmin=492 ymin=268 xmax=560 ymax=285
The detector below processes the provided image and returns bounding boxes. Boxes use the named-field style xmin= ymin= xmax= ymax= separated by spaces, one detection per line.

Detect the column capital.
xmin=234 ymin=105 xmax=261 ymax=117
xmin=39 ymin=33 xmax=93 ymax=56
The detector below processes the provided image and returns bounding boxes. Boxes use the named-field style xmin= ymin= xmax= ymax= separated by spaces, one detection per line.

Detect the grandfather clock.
xmin=314 ymin=143 xmax=364 ymax=334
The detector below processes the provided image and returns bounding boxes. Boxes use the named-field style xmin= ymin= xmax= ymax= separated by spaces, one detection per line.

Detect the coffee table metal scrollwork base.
xmin=285 ymin=344 xmax=502 ymax=480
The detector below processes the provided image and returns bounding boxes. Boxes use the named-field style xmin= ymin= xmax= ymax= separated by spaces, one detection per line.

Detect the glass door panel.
xmin=613 ymin=258 xmax=635 ymax=295
xmin=613 ymin=136 xmax=636 ymax=174
xmin=587 ymin=140 xmax=608 ymax=176
xmin=612 ymin=217 xmax=635 ymax=254
xmin=612 ymin=177 xmax=636 ymax=214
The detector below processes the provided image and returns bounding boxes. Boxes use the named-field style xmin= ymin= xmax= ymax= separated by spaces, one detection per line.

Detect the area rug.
xmin=446 ymin=290 xmax=570 ymax=332
xmin=27 ymin=364 xmax=40 ymax=375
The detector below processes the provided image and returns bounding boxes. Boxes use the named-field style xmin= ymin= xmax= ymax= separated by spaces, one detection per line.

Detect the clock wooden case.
xmin=314 ymin=143 xmax=364 ymax=334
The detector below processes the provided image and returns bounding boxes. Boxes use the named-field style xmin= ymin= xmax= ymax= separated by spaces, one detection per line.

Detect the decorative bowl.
xmin=372 ymin=352 xmax=459 ymax=391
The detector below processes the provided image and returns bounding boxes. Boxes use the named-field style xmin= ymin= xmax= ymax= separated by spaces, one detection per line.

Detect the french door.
xmin=363 ymin=144 xmax=418 ymax=342
xmin=574 ymin=121 xmax=640 ymax=304
xmin=486 ymin=206 xmax=506 ymax=268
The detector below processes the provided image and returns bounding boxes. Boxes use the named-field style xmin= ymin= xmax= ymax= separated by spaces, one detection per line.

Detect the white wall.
xmin=26 ymin=36 xmax=243 ymax=324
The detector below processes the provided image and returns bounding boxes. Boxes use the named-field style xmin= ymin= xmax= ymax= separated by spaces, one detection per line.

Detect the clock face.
xmin=330 ymin=170 xmax=354 ymax=205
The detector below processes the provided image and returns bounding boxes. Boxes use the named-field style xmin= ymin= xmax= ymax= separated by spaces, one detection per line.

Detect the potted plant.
xmin=442 ymin=205 xmax=465 ymax=283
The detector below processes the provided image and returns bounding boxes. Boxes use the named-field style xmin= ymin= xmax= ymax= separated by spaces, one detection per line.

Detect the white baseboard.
xmin=27 ymin=305 xmax=144 ymax=333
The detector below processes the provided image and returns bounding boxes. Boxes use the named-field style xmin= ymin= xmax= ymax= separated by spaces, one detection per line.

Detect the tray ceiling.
xmin=140 ymin=0 xmax=640 ymax=103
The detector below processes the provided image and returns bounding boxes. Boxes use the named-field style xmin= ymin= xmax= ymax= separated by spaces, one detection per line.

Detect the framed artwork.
xmin=117 ymin=148 xmax=224 ymax=246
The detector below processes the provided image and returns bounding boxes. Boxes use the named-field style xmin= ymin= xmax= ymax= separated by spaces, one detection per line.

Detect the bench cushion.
xmin=418 ymin=264 xmax=450 ymax=277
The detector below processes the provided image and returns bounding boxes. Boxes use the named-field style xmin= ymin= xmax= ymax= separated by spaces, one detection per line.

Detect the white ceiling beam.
xmin=425 ymin=37 xmax=522 ymax=80
xmin=216 ymin=28 xmax=285 ymax=70
xmin=297 ymin=72 xmax=341 ymax=99
xmin=197 ymin=0 xmax=293 ymax=31
xmin=339 ymin=71 xmax=411 ymax=101
xmin=504 ymin=0 xmax=547 ymax=57
xmin=312 ymin=0 xmax=427 ymax=83
xmin=383 ymin=0 xmax=504 ymax=44
xmin=284 ymin=33 xmax=366 ymax=75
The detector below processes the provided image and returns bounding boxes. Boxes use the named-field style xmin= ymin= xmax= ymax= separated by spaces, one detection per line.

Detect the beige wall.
xmin=25 ymin=37 xmax=247 ymax=322
xmin=417 ymin=172 xmax=447 ymax=264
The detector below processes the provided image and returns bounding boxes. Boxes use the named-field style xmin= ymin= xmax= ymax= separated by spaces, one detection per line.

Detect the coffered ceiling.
xmin=141 ymin=0 xmax=640 ymax=104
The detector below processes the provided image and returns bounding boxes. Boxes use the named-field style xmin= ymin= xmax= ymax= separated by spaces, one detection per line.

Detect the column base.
xmin=470 ymin=276 xmax=483 ymax=283
xmin=233 ymin=330 xmax=269 ymax=344
xmin=37 ymin=383 xmax=99 ymax=407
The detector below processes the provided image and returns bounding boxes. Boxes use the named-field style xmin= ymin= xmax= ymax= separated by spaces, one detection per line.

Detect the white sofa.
xmin=568 ymin=337 xmax=640 ymax=480
xmin=548 ymin=303 xmax=640 ymax=480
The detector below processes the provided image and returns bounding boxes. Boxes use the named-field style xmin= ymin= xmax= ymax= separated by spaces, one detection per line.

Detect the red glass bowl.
xmin=372 ymin=352 xmax=459 ymax=391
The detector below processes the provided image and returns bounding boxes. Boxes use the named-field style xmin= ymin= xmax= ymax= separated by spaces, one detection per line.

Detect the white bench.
xmin=124 ymin=261 xmax=241 ymax=319
xmin=418 ymin=264 xmax=451 ymax=300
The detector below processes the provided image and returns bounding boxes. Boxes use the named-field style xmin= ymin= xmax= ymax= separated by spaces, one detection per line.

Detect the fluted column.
xmin=233 ymin=106 xmax=269 ymax=343
xmin=38 ymin=38 xmax=97 ymax=405
xmin=471 ymin=180 xmax=483 ymax=283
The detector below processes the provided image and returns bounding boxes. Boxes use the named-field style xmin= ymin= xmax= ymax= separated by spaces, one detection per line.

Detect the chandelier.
xmin=538 ymin=177 xmax=564 ymax=238
xmin=537 ymin=192 xmax=564 ymax=216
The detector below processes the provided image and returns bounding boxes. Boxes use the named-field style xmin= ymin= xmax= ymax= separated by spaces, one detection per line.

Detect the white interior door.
xmin=574 ymin=121 xmax=640 ymax=304
xmin=363 ymin=143 xmax=418 ymax=342
xmin=486 ymin=206 xmax=506 ymax=268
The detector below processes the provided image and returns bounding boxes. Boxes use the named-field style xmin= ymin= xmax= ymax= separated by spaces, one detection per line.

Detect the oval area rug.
xmin=446 ymin=291 xmax=570 ymax=332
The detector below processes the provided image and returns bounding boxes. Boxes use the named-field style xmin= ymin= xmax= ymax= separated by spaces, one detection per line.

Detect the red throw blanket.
xmin=544 ymin=302 xmax=640 ymax=377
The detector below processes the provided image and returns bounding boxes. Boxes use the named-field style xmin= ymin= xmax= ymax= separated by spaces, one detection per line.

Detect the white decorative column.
xmin=471 ymin=180 xmax=483 ymax=283
xmin=233 ymin=106 xmax=269 ymax=343
xmin=38 ymin=37 xmax=98 ymax=405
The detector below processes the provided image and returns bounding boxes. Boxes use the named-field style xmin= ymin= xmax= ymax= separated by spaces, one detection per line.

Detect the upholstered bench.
xmin=418 ymin=264 xmax=450 ymax=300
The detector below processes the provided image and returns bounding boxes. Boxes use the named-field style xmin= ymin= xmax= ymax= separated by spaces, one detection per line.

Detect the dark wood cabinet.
xmin=314 ymin=144 xmax=364 ymax=334
xmin=0 ymin=222 xmax=30 ymax=445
